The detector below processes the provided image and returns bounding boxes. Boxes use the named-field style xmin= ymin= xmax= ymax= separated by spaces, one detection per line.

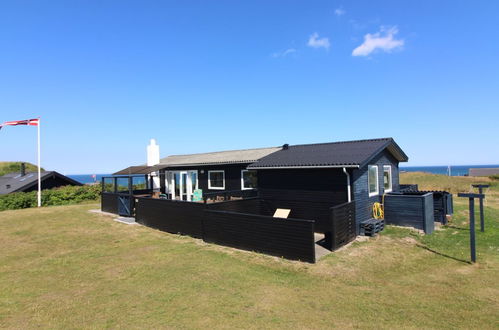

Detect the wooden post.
xmin=472 ymin=184 xmax=489 ymax=232
xmin=458 ymin=193 xmax=484 ymax=263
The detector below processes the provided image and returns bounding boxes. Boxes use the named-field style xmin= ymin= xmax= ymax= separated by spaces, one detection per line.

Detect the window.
xmin=383 ymin=165 xmax=392 ymax=192
xmin=208 ymin=170 xmax=225 ymax=190
xmin=368 ymin=165 xmax=379 ymax=196
xmin=241 ymin=170 xmax=257 ymax=189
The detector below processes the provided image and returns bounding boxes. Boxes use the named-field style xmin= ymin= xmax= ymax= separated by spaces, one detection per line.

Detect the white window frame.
xmin=208 ymin=170 xmax=225 ymax=190
xmin=368 ymin=165 xmax=379 ymax=197
xmin=241 ymin=170 xmax=257 ymax=190
xmin=383 ymin=165 xmax=393 ymax=193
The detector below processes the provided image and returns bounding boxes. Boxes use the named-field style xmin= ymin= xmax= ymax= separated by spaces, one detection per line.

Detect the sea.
xmin=67 ymin=164 xmax=499 ymax=184
xmin=400 ymin=165 xmax=499 ymax=177
xmin=68 ymin=174 xmax=111 ymax=184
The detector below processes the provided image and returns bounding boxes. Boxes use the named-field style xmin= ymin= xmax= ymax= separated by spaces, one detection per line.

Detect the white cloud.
xmin=307 ymin=33 xmax=330 ymax=50
xmin=334 ymin=8 xmax=345 ymax=16
xmin=352 ymin=26 xmax=404 ymax=56
xmin=271 ymin=48 xmax=296 ymax=58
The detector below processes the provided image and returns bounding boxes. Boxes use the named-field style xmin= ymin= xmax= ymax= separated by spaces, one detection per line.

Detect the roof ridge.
xmin=162 ymin=146 xmax=280 ymax=159
xmin=288 ymin=137 xmax=393 ymax=148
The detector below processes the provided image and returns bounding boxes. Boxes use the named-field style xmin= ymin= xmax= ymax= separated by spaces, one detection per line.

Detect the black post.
xmin=458 ymin=193 xmax=484 ymax=263
xmin=469 ymin=198 xmax=476 ymax=263
xmin=472 ymin=184 xmax=489 ymax=232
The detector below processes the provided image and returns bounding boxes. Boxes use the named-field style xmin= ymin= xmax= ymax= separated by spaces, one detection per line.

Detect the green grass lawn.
xmin=0 ymin=174 xmax=498 ymax=328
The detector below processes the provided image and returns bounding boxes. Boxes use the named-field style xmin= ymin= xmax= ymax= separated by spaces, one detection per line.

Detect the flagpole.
xmin=37 ymin=118 xmax=41 ymax=207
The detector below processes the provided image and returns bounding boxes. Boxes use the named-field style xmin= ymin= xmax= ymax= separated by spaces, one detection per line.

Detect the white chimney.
xmin=147 ymin=139 xmax=160 ymax=166
xmin=147 ymin=139 xmax=161 ymax=191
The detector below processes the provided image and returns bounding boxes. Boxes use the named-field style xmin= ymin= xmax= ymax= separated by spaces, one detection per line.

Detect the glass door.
xmin=170 ymin=170 xmax=198 ymax=201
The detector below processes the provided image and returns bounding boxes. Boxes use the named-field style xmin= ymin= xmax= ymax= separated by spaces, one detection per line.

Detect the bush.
xmin=489 ymin=174 xmax=499 ymax=181
xmin=0 ymin=184 xmax=101 ymax=211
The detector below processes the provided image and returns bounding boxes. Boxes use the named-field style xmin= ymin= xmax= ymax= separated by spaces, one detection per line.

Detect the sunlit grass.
xmin=0 ymin=173 xmax=498 ymax=328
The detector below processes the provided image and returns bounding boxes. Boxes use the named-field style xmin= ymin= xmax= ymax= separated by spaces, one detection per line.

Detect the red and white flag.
xmin=0 ymin=118 xmax=39 ymax=129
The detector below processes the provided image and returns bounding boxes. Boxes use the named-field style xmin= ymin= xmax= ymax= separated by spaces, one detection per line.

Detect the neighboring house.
xmin=0 ymin=164 xmax=82 ymax=195
xmin=469 ymin=168 xmax=499 ymax=177
xmin=114 ymin=138 xmax=408 ymax=233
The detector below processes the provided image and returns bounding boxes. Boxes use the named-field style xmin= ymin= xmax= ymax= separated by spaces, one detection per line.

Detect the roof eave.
xmin=359 ymin=138 xmax=409 ymax=168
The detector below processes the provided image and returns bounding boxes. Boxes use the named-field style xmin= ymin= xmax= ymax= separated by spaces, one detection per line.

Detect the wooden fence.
xmin=132 ymin=197 xmax=317 ymax=263
xmin=384 ymin=193 xmax=434 ymax=233
xmin=101 ymin=193 xmax=119 ymax=214
xmin=135 ymin=197 xmax=205 ymax=238
xmin=329 ymin=201 xmax=357 ymax=250
xmin=204 ymin=210 xmax=316 ymax=263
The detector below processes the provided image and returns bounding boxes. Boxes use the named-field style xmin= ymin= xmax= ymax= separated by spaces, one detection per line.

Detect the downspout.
xmin=343 ymin=167 xmax=351 ymax=202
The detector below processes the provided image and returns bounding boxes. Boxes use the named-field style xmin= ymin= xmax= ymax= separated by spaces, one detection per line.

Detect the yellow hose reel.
xmin=372 ymin=195 xmax=385 ymax=219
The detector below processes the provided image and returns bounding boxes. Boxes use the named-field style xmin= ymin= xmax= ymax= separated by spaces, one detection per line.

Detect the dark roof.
xmin=469 ymin=168 xmax=499 ymax=176
xmin=248 ymin=138 xmax=408 ymax=169
xmin=0 ymin=171 xmax=82 ymax=195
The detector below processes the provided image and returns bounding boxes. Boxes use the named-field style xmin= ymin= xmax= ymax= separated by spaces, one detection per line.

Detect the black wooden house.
xmin=114 ymin=138 xmax=407 ymax=234
xmin=248 ymin=138 xmax=408 ymax=233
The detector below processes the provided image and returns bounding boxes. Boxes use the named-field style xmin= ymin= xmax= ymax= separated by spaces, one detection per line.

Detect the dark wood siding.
xmin=257 ymin=169 xmax=348 ymax=233
xmin=160 ymin=163 xmax=251 ymax=193
xmin=352 ymin=150 xmax=400 ymax=232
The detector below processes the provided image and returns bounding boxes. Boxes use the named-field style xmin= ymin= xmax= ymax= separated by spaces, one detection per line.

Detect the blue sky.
xmin=1 ymin=1 xmax=498 ymax=174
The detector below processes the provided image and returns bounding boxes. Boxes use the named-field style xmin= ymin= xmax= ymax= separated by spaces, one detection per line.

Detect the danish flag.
xmin=0 ymin=118 xmax=39 ymax=129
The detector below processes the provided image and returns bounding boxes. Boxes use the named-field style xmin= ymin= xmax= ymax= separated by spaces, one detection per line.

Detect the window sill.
xmin=208 ymin=186 xmax=225 ymax=190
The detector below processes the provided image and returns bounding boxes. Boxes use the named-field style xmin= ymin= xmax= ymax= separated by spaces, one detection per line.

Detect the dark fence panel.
xmin=394 ymin=191 xmax=453 ymax=224
xmin=101 ymin=193 xmax=119 ymax=214
xmin=203 ymin=189 xmax=258 ymax=202
xmin=135 ymin=198 xmax=204 ymax=238
xmin=259 ymin=189 xmax=343 ymax=233
xmin=204 ymin=210 xmax=316 ymax=263
xmin=205 ymin=197 xmax=263 ymax=214
xmin=329 ymin=201 xmax=357 ymax=250
xmin=384 ymin=193 xmax=434 ymax=233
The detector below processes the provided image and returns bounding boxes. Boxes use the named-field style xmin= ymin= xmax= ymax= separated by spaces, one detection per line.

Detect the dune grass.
xmin=0 ymin=162 xmax=43 ymax=176
xmin=0 ymin=173 xmax=498 ymax=328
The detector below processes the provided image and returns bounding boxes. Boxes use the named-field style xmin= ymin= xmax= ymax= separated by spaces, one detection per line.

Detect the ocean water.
xmin=68 ymin=174 xmax=111 ymax=184
xmin=400 ymin=165 xmax=499 ymax=176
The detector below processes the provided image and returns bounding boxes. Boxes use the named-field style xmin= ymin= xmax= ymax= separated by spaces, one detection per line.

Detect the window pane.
xmin=243 ymin=170 xmax=257 ymax=189
xmin=384 ymin=166 xmax=392 ymax=190
xmin=209 ymin=171 xmax=224 ymax=188
xmin=132 ymin=176 xmax=147 ymax=190
xmin=190 ymin=172 xmax=197 ymax=192
xmin=174 ymin=172 xmax=180 ymax=197
xmin=368 ymin=166 xmax=378 ymax=194
xmin=103 ymin=178 xmax=115 ymax=193
xmin=116 ymin=177 xmax=129 ymax=192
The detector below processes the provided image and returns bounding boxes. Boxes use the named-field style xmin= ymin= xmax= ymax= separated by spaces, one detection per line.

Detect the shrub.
xmin=0 ymin=184 xmax=101 ymax=211
xmin=489 ymin=174 xmax=499 ymax=181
